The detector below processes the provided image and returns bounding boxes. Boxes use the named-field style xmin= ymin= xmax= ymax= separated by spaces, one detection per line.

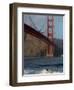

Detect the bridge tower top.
xmin=47 ymin=16 xmax=54 ymax=40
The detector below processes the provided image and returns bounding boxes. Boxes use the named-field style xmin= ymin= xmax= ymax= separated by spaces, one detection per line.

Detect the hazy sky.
xmin=23 ymin=14 xmax=63 ymax=39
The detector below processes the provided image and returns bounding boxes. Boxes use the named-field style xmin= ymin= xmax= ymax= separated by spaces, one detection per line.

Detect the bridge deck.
xmin=24 ymin=24 xmax=56 ymax=47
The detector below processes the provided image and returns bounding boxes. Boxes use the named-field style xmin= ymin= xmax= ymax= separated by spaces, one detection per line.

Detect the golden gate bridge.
xmin=24 ymin=15 xmax=55 ymax=56
xmin=23 ymin=15 xmax=63 ymax=74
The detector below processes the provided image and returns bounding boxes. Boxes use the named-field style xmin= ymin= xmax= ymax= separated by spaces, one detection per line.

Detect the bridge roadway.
xmin=24 ymin=24 xmax=56 ymax=47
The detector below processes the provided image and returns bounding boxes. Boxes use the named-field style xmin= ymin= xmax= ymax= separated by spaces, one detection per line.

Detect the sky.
xmin=23 ymin=14 xmax=63 ymax=39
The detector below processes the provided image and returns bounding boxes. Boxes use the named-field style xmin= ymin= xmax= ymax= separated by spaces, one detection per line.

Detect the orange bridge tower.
xmin=47 ymin=16 xmax=54 ymax=56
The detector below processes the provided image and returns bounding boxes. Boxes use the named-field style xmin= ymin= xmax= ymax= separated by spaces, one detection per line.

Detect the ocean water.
xmin=23 ymin=56 xmax=63 ymax=75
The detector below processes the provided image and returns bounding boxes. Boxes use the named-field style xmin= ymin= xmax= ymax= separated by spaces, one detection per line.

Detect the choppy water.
xmin=23 ymin=56 xmax=63 ymax=75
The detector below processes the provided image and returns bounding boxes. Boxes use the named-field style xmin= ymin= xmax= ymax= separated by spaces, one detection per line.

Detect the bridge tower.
xmin=47 ymin=16 xmax=54 ymax=56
